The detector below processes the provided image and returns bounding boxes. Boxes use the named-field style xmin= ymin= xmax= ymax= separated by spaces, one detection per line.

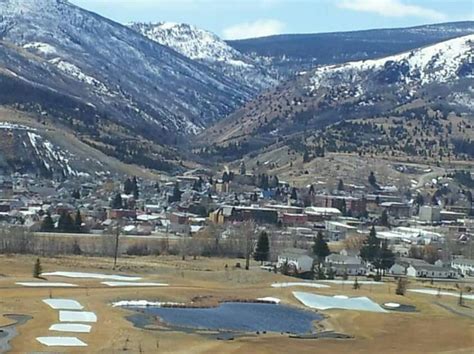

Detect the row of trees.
xmin=41 ymin=211 xmax=83 ymax=233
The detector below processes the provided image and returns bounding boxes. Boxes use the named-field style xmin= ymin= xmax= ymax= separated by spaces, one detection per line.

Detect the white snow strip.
xmin=408 ymin=289 xmax=474 ymax=300
xmin=112 ymin=300 xmax=184 ymax=308
xmin=271 ymin=282 xmax=330 ymax=289
xmin=257 ymin=297 xmax=281 ymax=304
xmin=384 ymin=303 xmax=401 ymax=308
xmin=49 ymin=324 xmax=92 ymax=333
xmin=36 ymin=337 xmax=87 ymax=347
xmin=42 ymin=271 xmax=142 ymax=281
xmin=59 ymin=311 xmax=97 ymax=323
xmin=43 ymin=299 xmax=84 ymax=310
xmin=293 ymin=291 xmax=387 ymax=313
xmin=101 ymin=282 xmax=168 ymax=287
xmin=319 ymin=280 xmax=384 ymax=285
xmin=16 ymin=282 xmax=78 ymax=288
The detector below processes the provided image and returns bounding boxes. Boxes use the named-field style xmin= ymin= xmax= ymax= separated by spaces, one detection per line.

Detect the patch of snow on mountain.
xmin=49 ymin=58 xmax=112 ymax=95
xmin=130 ymin=22 xmax=251 ymax=66
xmin=23 ymin=42 xmax=57 ymax=55
xmin=310 ymin=34 xmax=474 ymax=90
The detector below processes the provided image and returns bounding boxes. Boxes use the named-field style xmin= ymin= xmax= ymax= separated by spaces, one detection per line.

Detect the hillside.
xmin=201 ymin=35 xmax=474 ymax=162
xmin=228 ymin=21 xmax=474 ymax=76
xmin=0 ymin=108 xmax=160 ymax=178
xmin=0 ymin=0 xmax=258 ymax=172
xmin=129 ymin=22 xmax=279 ymax=92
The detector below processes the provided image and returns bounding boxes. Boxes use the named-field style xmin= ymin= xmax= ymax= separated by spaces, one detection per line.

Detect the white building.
xmin=406 ymin=265 xmax=457 ymax=279
xmin=419 ymin=206 xmax=441 ymax=224
xmin=389 ymin=263 xmax=406 ymax=276
xmin=277 ymin=248 xmax=314 ymax=274
xmin=451 ymin=258 xmax=474 ymax=276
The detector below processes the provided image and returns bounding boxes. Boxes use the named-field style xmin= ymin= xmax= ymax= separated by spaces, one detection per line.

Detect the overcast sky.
xmin=71 ymin=0 xmax=474 ymax=39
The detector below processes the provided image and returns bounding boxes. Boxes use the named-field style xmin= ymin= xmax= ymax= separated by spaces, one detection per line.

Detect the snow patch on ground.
xmin=319 ymin=280 xmax=384 ymax=285
xmin=112 ymin=300 xmax=184 ymax=308
xmin=293 ymin=291 xmax=387 ymax=313
xmin=101 ymin=282 xmax=168 ymax=287
xmin=384 ymin=302 xmax=401 ymax=308
xmin=16 ymin=282 xmax=78 ymax=287
xmin=59 ymin=311 xmax=97 ymax=323
xmin=43 ymin=299 xmax=84 ymax=310
xmin=49 ymin=324 xmax=92 ymax=333
xmin=36 ymin=337 xmax=87 ymax=347
xmin=42 ymin=271 xmax=141 ymax=281
xmin=257 ymin=297 xmax=281 ymax=304
xmin=271 ymin=282 xmax=330 ymax=289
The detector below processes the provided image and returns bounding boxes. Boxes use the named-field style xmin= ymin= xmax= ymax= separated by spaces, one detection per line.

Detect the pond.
xmin=127 ymin=302 xmax=323 ymax=334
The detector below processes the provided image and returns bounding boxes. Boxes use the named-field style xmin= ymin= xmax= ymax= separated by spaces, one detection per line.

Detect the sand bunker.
xmin=16 ymin=282 xmax=78 ymax=287
xmin=271 ymin=282 xmax=330 ymax=289
xmin=408 ymin=289 xmax=474 ymax=300
xmin=43 ymin=299 xmax=84 ymax=310
xmin=293 ymin=291 xmax=387 ymax=313
xmin=49 ymin=324 xmax=92 ymax=333
xmin=59 ymin=311 xmax=97 ymax=323
xmin=42 ymin=271 xmax=141 ymax=281
xmin=36 ymin=337 xmax=87 ymax=347
xmin=101 ymin=281 xmax=168 ymax=287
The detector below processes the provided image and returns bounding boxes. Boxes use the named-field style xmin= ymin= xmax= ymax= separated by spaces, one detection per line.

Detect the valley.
xmin=0 ymin=1 xmax=473 ymax=353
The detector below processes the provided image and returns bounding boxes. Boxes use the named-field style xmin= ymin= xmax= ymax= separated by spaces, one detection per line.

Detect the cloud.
xmin=222 ymin=19 xmax=286 ymax=40
xmin=338 ymin=0 xmax=447 ymax=21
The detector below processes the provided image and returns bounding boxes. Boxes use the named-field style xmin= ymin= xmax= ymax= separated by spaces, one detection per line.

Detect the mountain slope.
xmin=202 ymin=34 xmax=474 ymax=158
xmin=129 ymin=22 xmax=279 ymax=92
xmin=0 ymin=0 xmax=252 ymax=139
xmin=228 ymin=21 xmax=474 ymax=76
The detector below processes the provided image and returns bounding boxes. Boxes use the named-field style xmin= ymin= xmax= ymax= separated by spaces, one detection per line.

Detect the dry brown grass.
xmin=1 ymin=254 xmax=473 ymax=353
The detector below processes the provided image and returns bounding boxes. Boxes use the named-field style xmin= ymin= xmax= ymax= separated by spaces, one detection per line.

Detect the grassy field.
xmin=1 ymin=254 xmax=473 ymax=353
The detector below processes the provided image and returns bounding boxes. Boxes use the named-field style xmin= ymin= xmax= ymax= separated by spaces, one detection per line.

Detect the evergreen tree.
xmin=74 ymin=210 xmax=83 ymax=233
xmin=340 ymin=199 xmax=347 ymax=216
xmin=290 ymin=187 xmax=298 ymax=200
xmin=57 ymin=211 xmax=75 ymax=233
xmin=312 ymin=231 xmax=330 ymax=265
xmin=368 ymin=171 xmax=377 ymax=187
xmin=360 ymin=226 xmax=380 ymax=263
xmin=111 ymin=193 xmax=123 ymax=209
xmin=33 ymin=258 xmax=42 ymax=278
xmin=337 ymin=179 xmax=344 ymax=191
xmin=72 ymin=189 xmax=81 ymax=199
xmin=254 ymin=231 xmax=270 ymax=263
xmin=303 ymin=150 xmax=310 ymax=163
xmin=169 ymin=183 xmax=182 ymax=203
xmin=132 ymin=176 xmax=139 ymax=199
xmin=72 ymin=239 xmax=82 ymax=255
xmin=380 ymin=209 xmax=389 ymax=227
xmin=124 ymin=178 xmax=133 ymax=195
xmin=41 ymin=212 xmax=55 ymax=232
xmin=239 ymin=161 xmax=246 ymax=175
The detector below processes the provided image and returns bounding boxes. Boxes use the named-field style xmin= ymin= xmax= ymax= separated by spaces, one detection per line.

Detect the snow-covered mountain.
xmin=0 ymin=0 xmax=252 ymax=137
xmin=309 ymin=34 xmax=473 ymax=91
xmin=229 ymin=21 xmax=474 ymax=76
xmin=204 ymin=34 xmax=474 ymax=147
xmin=129 ymin=22 xmax=279 ymax=92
